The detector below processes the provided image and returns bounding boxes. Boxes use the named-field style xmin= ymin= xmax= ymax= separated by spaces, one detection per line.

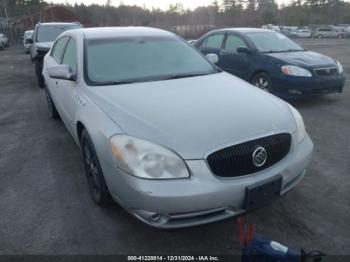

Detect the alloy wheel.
xmin=83 ymin=143 xmax=101 ymax=201
xmin=254 ymin=76 xmax=271 ymax=91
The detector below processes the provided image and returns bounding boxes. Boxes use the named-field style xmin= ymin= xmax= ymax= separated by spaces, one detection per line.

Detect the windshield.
xmin=36 ymin=24 xmax=81 ymax=42
xmin=246 ymin=31 xmax=304 ymax=53
xmin=85 ymin=36 xmax=218 ymax=85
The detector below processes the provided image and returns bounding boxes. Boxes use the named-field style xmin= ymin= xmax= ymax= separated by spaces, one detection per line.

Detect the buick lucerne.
xmin=42 ymin=27 xmax=313 ymax=228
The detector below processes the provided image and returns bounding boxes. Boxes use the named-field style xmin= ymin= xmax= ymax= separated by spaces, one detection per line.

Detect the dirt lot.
xmin=0 ymin=39 xmax=349 ymax=257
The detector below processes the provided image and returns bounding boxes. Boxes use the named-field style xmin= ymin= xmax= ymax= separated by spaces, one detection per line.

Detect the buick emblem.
xmin=252 ymin=146 xmax=267 ymax=167
xmin=325 ymin=69 xmax=331 ymax=74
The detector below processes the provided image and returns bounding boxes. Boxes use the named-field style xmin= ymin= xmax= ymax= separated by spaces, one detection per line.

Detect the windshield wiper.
xmin=286 ymin=49 xmax=304 ymax=52
xmin=90 ymin=72 xmax=215 ymax=86
xmin=262 ymin=50 xmax=282 ymax=53
xmin=92 ymin=80 xmax=135 ymax=86
xmin=263 ymin=49 xmax=304 ymax=53
xmin=164 ymin=72 xmax=210 ymax=80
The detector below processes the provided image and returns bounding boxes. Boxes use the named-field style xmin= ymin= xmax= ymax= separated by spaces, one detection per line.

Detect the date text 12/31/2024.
xmin=127 ymin=256 xmax=220 ymax=261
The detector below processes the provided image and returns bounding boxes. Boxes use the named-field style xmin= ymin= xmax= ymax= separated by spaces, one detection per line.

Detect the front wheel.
xmin=34 ymin=59 xmax=45 ymax=88
xmin=251 ymin=73 xmax=272 ymax=92
xmin=45 ymin=87 xmax=60 ymax=119
xmin=81 ymin=130 xmax=113 ymax=207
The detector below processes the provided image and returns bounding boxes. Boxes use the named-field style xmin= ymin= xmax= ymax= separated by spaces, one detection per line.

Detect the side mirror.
xmin=206 ymin=53 xmax=219 ymax=64
xmin=237 ymin=47 xmax=250 ymax=53
xmin=25 ymin=38 xmax=33 ymax=44
xmin=47 ymin=65 xmax=76 ymax=81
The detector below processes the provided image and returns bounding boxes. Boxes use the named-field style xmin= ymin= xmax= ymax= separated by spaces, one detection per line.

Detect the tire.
xmin=337 ymin=34 xmax=343 ymax=38
xmin=251 ymin=72 xmax=273 ymax=92
xmin=81 ymin=130 xmax=113 ymax=207
xmin=45 ymin=87 xmax=60 ymax=119
xmin=34 ymin=59 xmax=45 ymax=88
xmin=0 ymin=42 xmax=4 ymax=50
xmin=317 ymin=34 xmax=323 ymax=39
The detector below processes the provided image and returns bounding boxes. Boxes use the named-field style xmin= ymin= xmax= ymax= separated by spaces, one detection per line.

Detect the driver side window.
xmin=224 ymin=35 xmax=247 ymax=53
xmin=62 ymin=38 xmax=77 ymax=73
xmin=51 ymin=36 xmax=69 ymax=63
xmin=202 ymin=34 xmax=225 ymax=49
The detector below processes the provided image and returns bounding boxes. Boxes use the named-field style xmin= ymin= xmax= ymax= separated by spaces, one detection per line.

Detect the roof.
xmin=215 ymin=28 xmax=274 ymax=33
xmin=38 ymin=22 xmax=81 ymax=27
xmin=79 ymin=27 xmax=174 ymax=39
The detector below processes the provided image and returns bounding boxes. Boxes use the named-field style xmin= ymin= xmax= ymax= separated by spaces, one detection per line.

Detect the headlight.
xmin=288 ymin=104 xmax=306 ymax=143
xmin=336 ymin=61 xmax=343 ymax=74
xmin=281 ymin=65 xmax=312 ymax=77
xmin=110 ymin=135 xmax=190 ymax=179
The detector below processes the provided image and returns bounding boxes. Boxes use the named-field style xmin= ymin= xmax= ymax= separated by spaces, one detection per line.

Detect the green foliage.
xmin=0 ymin=0 xmax=47 ymax=18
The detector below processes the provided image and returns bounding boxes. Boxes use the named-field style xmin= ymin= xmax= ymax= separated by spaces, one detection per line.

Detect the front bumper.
xmin=271 ymin=73 xmax=346 ymax=98
xmin=103 ymin=134 xmax=313 ymax=228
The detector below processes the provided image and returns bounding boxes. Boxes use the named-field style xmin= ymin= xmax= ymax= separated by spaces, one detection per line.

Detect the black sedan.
xmin=195 ymin=28 xmax=346 ymax=98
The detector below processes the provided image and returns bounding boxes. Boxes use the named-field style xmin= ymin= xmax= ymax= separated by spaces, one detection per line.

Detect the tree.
xmin=257 ymin=0 xmax=279 ymax=24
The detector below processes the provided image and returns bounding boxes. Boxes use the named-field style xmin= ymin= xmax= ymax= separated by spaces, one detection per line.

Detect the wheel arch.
xmin=76 ymin=121 xmax=86 ymax=145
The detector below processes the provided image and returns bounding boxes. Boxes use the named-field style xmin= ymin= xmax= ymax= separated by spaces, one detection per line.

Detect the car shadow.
xmin=285 ymin=94 xmax=342 ymax=109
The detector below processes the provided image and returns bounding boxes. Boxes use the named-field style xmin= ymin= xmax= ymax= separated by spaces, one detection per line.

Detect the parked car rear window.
xmin=246 ymin=31 xmax=303 ymax=53
xmin=85 ymin=36 xmax=218 ymax=85
xmin=24 ymin=31 xmax=33 ymax=39
xmin=36 ymin=24 xmax=81 ymax=42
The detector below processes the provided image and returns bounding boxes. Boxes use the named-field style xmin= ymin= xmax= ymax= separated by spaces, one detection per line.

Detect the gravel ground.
xmin=0 ymin=38 xmax=349 ymax=257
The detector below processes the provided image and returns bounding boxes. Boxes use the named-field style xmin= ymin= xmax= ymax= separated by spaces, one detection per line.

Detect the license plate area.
xmin=244 ymin=175 xmax=282 ymax=210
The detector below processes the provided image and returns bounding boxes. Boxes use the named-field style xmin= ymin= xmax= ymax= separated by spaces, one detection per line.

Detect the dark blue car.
xmin=195 ymin=28 xmax=346 ymax=98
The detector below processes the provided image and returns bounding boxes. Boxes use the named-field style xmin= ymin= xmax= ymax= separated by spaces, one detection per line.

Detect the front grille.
xmin=207 ymin=133 xmax=292 ymax=177
xmin=314 ymin=67 xmax=338 ymax=77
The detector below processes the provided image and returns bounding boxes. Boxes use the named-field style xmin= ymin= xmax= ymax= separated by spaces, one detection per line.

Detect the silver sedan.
xmin=42 ymin=27 xmax=313 ymax=228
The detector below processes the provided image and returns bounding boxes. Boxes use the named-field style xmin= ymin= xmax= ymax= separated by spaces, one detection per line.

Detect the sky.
xmin=48 ymin=0 xmax=230 ymax=10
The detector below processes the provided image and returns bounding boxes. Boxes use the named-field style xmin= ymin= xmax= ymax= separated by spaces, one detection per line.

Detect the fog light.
xmin=149 ymin=213 xmax=161 ymax=222
xmin=133 ymin=209 xmax=169 ymax=225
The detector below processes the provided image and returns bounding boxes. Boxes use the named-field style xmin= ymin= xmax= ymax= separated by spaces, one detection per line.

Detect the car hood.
xmin=87 ymin=72 xmax=296 ymax=159
xmin=266 ymin=51 xmax=336 ymax=68
xmin=36 ymin=42 xmax=53 ymax=51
